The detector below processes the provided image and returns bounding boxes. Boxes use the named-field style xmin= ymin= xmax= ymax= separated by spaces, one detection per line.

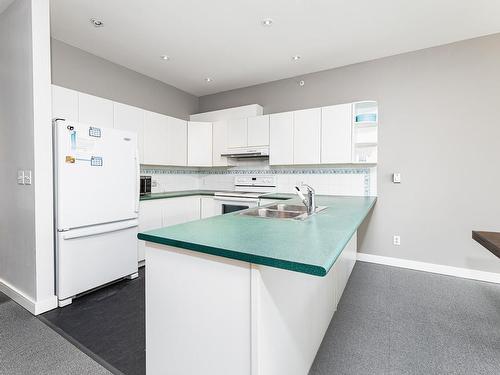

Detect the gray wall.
xmin=200 ymin=34 xmax=500 ymax=274
xmin=51 ymin=39 xmax=198 ymax=120
xmin=1 ymin=0 xmax=55 ymax=312
xmin=0 ymin=0 xmax=37 ymax=299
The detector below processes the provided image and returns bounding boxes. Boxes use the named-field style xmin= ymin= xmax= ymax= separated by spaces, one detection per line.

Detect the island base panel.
xmin=146 ymin=243 xmax=252 ymax=375
xmin=145 ymin=232 xmax=356 ymax=375
xmin=252 ymin=233 xmax=356 ymax=375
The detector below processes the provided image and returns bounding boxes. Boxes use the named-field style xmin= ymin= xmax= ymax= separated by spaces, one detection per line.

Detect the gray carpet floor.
xmin=309 ymin=262 xmax=500 ymax=375
xmin=1 ymin=262 xmax=500 ymax=375
xmin=0 ymin=291 xmax=112 ymax=375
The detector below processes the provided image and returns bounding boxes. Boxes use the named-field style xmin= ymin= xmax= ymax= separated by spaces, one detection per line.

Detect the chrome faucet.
xmin=294 ymin=184 xmax=316 ymax=215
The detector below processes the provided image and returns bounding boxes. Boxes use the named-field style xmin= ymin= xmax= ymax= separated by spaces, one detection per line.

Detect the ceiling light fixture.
xmin=205 ymin=77 xmax=213 ymax=83
xmin=292 ymin=55 xmax=301 ymax=61
xmin=262 ymin=18 xmax=273 ymax=26
xmin=160 ymin=55 xmax=170 ymax=61
xmin=90 ymin=18 xmax=104 ymax=28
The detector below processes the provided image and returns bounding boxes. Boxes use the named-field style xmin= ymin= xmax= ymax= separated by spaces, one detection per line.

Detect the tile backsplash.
xmin=141 ymin=164 xmax=377 ymax=196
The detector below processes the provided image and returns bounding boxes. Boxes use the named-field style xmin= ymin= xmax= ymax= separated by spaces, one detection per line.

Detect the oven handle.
xmin=213 ymin=196 xmax=260 ymax=203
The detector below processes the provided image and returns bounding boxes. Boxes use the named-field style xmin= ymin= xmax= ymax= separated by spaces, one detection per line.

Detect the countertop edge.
xmin=323 ymin=197 xmax=376 ymax=272
xmin=137 ymin=233 xmax=327 ymax=277
xmin=472 ymin=231 xmax=500 ymax=258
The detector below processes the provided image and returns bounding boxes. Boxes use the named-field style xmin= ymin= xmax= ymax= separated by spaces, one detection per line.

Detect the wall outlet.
xmin=393 ymin=235 xmax=401 ymax=246
xmin=392 ymin=173 xmax=401 ymax=183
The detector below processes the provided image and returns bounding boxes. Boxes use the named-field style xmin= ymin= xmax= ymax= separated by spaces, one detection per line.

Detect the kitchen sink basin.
xmin=239 ymin=205 xmax=328 ymax=220
xmin=265 ymin=204 xmax=309 ymax=212
xmin=240 ymin=208 xmax=305 ymax=219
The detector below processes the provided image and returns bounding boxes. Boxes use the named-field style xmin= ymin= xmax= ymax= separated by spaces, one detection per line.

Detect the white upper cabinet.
xmin=269 ymin=112 xmax=294 ymax=165
xmin=212 ymin=120 xmax=229 ymax=166
xmin=226 ymin=116 xmax=270 ymax=149
xmin=52 ymin=85 xmax=78 ymax=121
xmin=144 ymin=111 xmax=169 ymax=165
xmin=78 ymin=92 xmax=114 ymax=128
xmin=188 ymin=121 xmax=212 ymax=167
xmin=113 ymin=102 xmax=145 ymax=162
xmin=321 ymin=104 xmax=352 ymax=164
xmin=167 ymin=116 xmax=188 ymax=166
xmin=247 ymin=115 xmax=269 ymax=147
xmin=227 ymin=118 xmax=248 ymax=148
xmin=53 ymin=84 xmax=372 ymax=168
xmin=293 ymin=108 xmax=321 ymax=165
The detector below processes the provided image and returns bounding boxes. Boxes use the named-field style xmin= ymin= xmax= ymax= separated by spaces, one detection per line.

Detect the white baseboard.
xmin=357 ymin=253 xmax=500 ymax=284
xmin=0 ymin=278 xmax=57 ymax=315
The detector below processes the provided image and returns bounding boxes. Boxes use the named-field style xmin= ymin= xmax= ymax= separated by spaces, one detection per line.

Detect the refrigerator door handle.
xmin=134 ymin=147 xmax=140 ymax=213
xmin=61 ymin=219 xmax=139 ymax=240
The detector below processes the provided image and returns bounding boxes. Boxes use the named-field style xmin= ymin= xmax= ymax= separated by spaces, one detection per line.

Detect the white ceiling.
xmin=50 ymin=0 xmax=500 ymax=96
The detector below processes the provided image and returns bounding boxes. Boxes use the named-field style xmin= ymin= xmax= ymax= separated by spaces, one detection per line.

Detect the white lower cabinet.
xmin=200 ymin=196 xmax=217 ymax=218
xmin=161 ymin=196 xmax=200 ymax=227
xmin=138 ymin=200 xmax=164 ymax=262
xmin=137 ymin=196 xmax=201 ymax=262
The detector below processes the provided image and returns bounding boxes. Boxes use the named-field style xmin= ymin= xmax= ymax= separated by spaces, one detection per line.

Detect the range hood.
xmin=221 ymin=147 xmax=269 ymax=159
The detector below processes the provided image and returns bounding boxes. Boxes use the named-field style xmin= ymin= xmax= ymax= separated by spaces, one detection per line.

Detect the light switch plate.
xmin=24 ymin=170 xmax=32 ymax=185
xmin=392 ymin=173 xmax=401 ymax=183
xmin=17 ymin=170 xmax=25 ymax=185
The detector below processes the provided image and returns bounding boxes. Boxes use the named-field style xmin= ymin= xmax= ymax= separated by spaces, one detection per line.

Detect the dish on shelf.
xmin=355 ymin=113 xmax=377 ymax=123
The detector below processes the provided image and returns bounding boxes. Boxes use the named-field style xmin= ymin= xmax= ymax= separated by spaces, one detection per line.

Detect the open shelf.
xmin=354 ymin=121 xmax=377 ymax=128
xmin=352 ymin=101 xmax=378 ymax=164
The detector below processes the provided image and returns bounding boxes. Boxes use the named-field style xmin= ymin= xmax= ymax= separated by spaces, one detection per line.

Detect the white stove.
xmin=213 ymin=176 xmax=276 ymax=214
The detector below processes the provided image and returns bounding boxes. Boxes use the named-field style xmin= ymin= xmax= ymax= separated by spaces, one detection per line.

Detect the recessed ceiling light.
xmin=292 ymin=55 xmax=301 ymax=61
xmin=90 ymin=18 xmax=104 ymax=28
xmin=160 ymin=55 xmax=170 ymax=61
xmin=262 ymin=18 xmax=273 ymax=26
xmin=205 ymin=77 xmax=213 ymax=83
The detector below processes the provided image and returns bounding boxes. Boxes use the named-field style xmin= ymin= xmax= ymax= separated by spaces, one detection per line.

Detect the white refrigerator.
xmin=54 ymin=119 xmax=139 ymax=307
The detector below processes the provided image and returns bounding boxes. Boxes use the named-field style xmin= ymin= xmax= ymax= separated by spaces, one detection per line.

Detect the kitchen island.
xmin=139 ymin=195 xmax=376 ymax=375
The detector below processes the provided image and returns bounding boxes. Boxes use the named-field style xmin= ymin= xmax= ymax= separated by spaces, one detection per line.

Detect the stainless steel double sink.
xmin=239 ymin=203 xmax=327 ymax=221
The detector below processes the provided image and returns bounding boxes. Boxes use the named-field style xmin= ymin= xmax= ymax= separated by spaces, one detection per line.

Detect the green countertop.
xmin=140 ymin=190 xmax=291 ymax=201
xmin=138 ymin=195 xmax=376 ymax=276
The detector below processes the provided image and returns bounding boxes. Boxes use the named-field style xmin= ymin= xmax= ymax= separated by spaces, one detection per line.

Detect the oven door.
xmin=213 ymin=196 xmax=259 ymax=215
